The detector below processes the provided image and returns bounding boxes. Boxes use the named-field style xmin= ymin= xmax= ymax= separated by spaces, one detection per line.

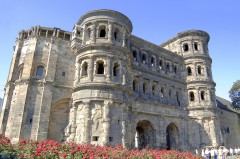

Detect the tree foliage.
xmin=229 ymin=80 xmax=240 ymax=109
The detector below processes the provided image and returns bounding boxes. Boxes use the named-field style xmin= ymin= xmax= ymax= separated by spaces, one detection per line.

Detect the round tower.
xmin=67 ymin=10 xmax=133 ymax=147
xmin=177 ymin=30 xmax=221 ymax=147
xmin=161 ymin=30 xmax=221 ymax=148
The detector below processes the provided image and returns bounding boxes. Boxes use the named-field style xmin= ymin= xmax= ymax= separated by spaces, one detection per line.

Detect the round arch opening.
xmin=135 ymin=120 xmax=155 ymax=149
xmin=166 ymin=123 xmax=179 ymax=150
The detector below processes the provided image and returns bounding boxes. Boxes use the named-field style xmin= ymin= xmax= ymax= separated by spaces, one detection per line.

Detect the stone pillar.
xmin=82 ymin=25 xmax=86 ymax=46
xmin=122 ymin=28 xmax=126 ymax=47
xmin=106 ymin=57 xmax=111 ymax=81
xmin=121 ymin=104 xmax=128 ymax=148
xmin=159 ymin=117 xmax=166 ymax=148
xmin=68 ymin=104 xmax=77 ymax=141
xmin=91 ymin=22 xmax=96 ymax=43
xmin=196 ymin=88 xmax=200 ymax=104
xmin=56 ymin=30 xmax=60 ymax=38
xmin=102 ymin=100 xmax=111 ymax=145
xmin=88 ymin=56 xmax=94 ymax=81
xmin=108 ymin=22 xmax=113 ymax=43
xmin=209 ymin=117 xmax=220 ymax=147
xmin=74 ymin=60 xmax=80 ymax=85
xmin=83 ymin=101 xmax=91 ymax=144
xmin=36 ymin=84 xmax=53 ymax=141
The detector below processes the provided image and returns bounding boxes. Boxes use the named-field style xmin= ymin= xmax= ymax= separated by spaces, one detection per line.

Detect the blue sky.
xmin=0 ymin=0 xmax=239 ymax=100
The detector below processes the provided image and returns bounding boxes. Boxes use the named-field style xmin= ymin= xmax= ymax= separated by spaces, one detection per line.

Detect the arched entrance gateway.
xmin=47 ymin=99 xmax=70 ymax=142
xmin=135 ymin=120 xmax=155 ymax=149
xmin=166 ymin=123 xmax=179 ymax=150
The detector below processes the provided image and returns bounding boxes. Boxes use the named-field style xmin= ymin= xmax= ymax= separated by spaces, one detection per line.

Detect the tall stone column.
xmin=108 ymin=22 xmax=113 ymax=43
xmin=91 ymin=22 xmax=96 ymax=43
xmin=102 ymin=100 xmax=111 ymax=145
xmin=121 ymin=104 xmax=128 ymax=148
xmin=74 ymin=61 xmax=80 ymax=85
xmin=106 ymin=57 xmax=111 ymax=81
xmin=209 ymin=117 xmax=220 ymax=147
xmin=122 ymin=28 xmax=126 ymax=47
xmin=83 ymin=101 xmax=91 ymax=144
xmin=81 ymin=25 xmax=86 ymax=46
xmin=68 ymin=104 xmax=77 ymax=141
xmin=159 ymin=117 xmax=166 ymax=148
xmin=88 ymin=56 xmax=94 ymax=81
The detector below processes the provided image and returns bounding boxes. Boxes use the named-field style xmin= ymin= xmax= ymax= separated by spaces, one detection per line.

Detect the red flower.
xmin=62 ymin=153 xmax=67 ymax=158
xmin=20 ymin=154 xmax=24 ymax=158
xmin=20 ymin=139 xmax=26 ymax=144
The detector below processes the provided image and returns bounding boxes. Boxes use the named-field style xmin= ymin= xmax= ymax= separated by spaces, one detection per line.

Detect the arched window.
xmin=197 ymin=66 xmax=202 ymax=75
xmin=151 ymin=57 xmax=155 ymax=67
xmin=189 ymin=92 xmax=195 ymax=101
xmin=174 ymin=65 xmax=177 ymax=74
xmin=201 ymin=91 xmax=205 ymax=100
xmin=114 ymin=28 xmax=119 ymax=40
xmin=159 ymin=60 xmax=163 ymax=69
xmin=183 ymin=43 xmax=189 ymax=52
xmin=132 ymin=50 xmax=137 ymax=61
xmin=82 ymin=62 xmax=88 ymax=76
xmin=18 ymin=67 xmax=23 ymax=79
xmin=142 ymin=54 xmax=146 ymax=64
xmin=36 ymin=66 xmax=44 ymax=77
xmin=169 ymin=89 xmax=172 ymax=98
xmin=143 ymin=82 xmax=147 ymax=94
xmin=96 ymin=61 xmax=104 ymax=74
xmin=194 ymin=42 xmax=199 ymax=51
xmin=160 ymin=87 xmax=164 ymax=97
xmin=133 ymin=80 xmax=137 ymax=92
xmin=152 ymin=85 xmax=155 ymax=96
xmin=166 ymin=63 xmax=170 ymax=72
xmin=187 ymin=67 xmax=192 ymax=76
xmin=176 ymin=92 xmax=180 ymax=106
xmin=113 ymin=63 xmax=120 ymax=77
xmin=99 ymin=25 xmax=106 ymax=37
xmin=87 ymin=28 xmax=91 ymax=39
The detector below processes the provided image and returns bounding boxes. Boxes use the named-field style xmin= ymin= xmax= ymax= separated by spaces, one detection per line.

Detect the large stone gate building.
xmin=0 ymin=9 xmax=239 ymax=150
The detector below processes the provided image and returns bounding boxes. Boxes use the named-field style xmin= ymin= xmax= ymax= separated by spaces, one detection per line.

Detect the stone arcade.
xmin=0 ymin=9 xmax=239 ymax=150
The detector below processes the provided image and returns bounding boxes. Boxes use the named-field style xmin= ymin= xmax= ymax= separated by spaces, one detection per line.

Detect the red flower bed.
xmin=0 ymin=135 xmax=203 ymax=159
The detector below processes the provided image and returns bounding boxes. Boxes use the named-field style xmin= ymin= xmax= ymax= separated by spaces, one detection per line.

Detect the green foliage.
xmin=229 ymin=80 xmax=240 ymax=109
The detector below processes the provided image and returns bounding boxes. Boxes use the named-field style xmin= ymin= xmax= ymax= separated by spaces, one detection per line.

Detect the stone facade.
xmin=0 ymin=9 xmax=239 ymax=150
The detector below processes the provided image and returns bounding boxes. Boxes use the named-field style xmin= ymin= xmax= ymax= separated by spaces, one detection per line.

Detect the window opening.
xmin=200 ymin=91 xmax=205 ymax=100
xmin=97 ymin=61 xmax=104 ymax=74
xmin=143 ymin=83 xmax=146 ymax=94
xmin=189 ymin=92 xmax=195 ymax=101
xmin=187 ymin=67 xmax=192 ymax=76
xmin=176 ymin=92 xmax=180 ymax=106
xmin=142 ymin=54 xmax=146 ymax=64
xmin=194 ymin=42 xmax=199 ymax=51
xmin=113 ymin=63 xmax=120 ymax=77
xmin=160 ymin=87 xmax=164 ymax=97
xmin=133 ymin=50 xmax=137 ymax=61
xmin=183 ymin=44 xmax=189 ymax=52
xmin=36 ymin=66 xmax=44 ymax=77
xmin=159 ymin=60 xmax=163 ymax=69
xmin=114 ymin=28 xmax=119 ymax=40
xmin=152 ymin=85 xmax=155 ymax=96
xmin=151 ymin=57 xmax=155 ymax=66
xmin=92 ymin=136 xmax=99 ymax=141
xmin=133 ymin=80 xmax=136 ymax=92
xmin=198 ymin=66 xmax=202 ymax=75
xmin=99 ymin=26 xmax=106 ymax=37
xmin=62 ymin=72 xmax=65 ymax=77
xmin=87 ymin=28 xmax=91 ymax=39
xmin=82 ymin=62 xmax=88 ymax=76
xmin=174 ymin=65 xmax=177 ymax=74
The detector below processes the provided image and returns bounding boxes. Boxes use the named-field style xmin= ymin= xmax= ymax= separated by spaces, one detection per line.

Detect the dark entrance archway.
xmin=135 ymin=120 xmax=155 ymax=149
xmin=166 ymin=123 xmax=179 ymax=150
